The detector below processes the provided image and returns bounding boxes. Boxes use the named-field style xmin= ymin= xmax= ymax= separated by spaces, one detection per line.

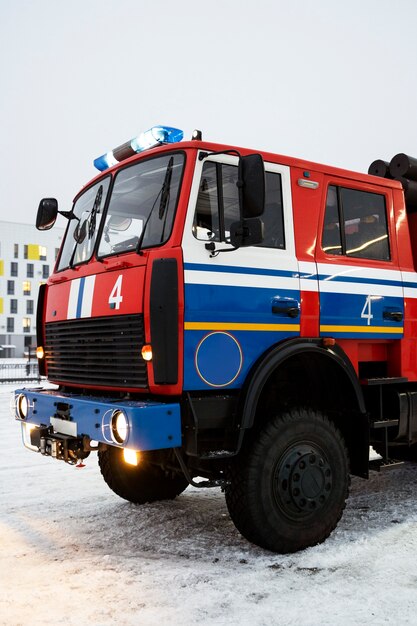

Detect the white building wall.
xmin=0 ymin=220 xmax=65 ymax=357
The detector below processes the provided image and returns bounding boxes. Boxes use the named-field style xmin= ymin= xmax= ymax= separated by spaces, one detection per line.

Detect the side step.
xmin=361 ymin=377 xmax=408 ymax=386
xmin=369 ymin=458 xmax=405 ymax=472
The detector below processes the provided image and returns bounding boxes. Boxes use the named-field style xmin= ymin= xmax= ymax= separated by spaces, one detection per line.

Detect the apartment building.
xmin=0 ymin=220 xmax=65 ymax=357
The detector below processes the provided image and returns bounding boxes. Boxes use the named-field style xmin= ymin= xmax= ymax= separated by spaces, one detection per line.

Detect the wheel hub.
xmin=275 ymin=444 xmax=333 ymax=516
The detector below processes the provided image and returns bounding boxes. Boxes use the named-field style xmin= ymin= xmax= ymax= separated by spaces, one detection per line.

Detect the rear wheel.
xmin=225 ymin=408 xmax=350 ymax=553
xmin=98 ymin=446 xmax=188 ymax=504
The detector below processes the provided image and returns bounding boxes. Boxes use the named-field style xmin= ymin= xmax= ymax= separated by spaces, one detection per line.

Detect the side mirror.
xmin=238 ymin=154 xmax=265 ymax=218
xmin=229 ymin=218 xmax=264 ymax=248
xmin=36 ymin=198 xmax=58 ymax=230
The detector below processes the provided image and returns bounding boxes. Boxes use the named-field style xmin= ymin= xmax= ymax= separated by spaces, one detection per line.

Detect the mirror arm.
xmin=204 ymin=241 xmax=240 ymax=258
xmin=198 ymin=149 xmax=241 ymax=162
xmin=58 ymin=210 xmax=79 ymax=221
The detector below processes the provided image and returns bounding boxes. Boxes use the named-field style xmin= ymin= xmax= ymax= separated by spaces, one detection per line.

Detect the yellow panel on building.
xmin=0 ymin=297 xmax=3 ymax=314
xmin=27 ymin=244 xmax=40 ymax=260
xmin=0 ymin=259 xmax=3 ymax=276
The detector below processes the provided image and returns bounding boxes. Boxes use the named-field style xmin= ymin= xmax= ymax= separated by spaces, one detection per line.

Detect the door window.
xmin=322 ymin=185 xmax=390 ymax=261
xmin=193 ymin=162 xmax=285 ymax=249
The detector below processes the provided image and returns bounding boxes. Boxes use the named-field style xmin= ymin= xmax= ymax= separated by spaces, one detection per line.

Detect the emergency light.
xmin=93 ymin=125 xmax=184 ymax=172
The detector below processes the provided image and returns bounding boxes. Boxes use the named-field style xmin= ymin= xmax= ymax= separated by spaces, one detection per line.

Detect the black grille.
xmin=45 ymin=314 xmax=148 ymax=388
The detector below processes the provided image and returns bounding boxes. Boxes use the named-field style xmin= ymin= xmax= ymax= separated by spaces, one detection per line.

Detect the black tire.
xmin=98 ymin=446 xmax=188 ymax=504
xmin=225 ymin=408 xmax=350 ymax=553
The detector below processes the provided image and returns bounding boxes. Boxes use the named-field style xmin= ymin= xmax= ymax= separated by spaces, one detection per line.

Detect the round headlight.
xmin=111 ymin=410 xmax=128 ymax=444
xmin=17 ymin=394 xmax=29 ymax=419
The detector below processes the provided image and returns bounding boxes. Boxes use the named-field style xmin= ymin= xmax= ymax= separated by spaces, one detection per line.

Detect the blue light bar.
xmin=93 ymin=125 xmax=184 ymax=171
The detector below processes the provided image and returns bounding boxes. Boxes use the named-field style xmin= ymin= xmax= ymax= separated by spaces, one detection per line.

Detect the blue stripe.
xmin=184 ymin=262 xmax=300 ymax=279
xmin=185 ymin=262 xmax=417 ymax=289
xmin=318 ymin=274 xmax=404 ymax=288
xmin=185 ymin=283 xmax=300 ymax=325
xmin=76 ymin=277 xmax=85 ymax=319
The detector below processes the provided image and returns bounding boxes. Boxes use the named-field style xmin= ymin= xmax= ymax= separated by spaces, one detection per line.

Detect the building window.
xmin=7 ymin=318 xmax=14 ymax=332
xmin=10 ymin=262 xmax=18 ymax=277
xmin=26 ymin=300 xmax=34 ymax=314
xmin=27 ymin=263 xmax=34 ymax=278
xmin=24 ymin=245 xmax=28 ymax=259
xmin=23 ymin=281 xmax=31 ymax=296
xmin=39 ymin=246 xmax=47 ymax=261
xmin=10 ymin=299 xmax=18 ymax=314
xmin=7 ymin=280 xmax=14 ymax=295
xmin=55 ymin=248 xmax=60 ymax=260
xmin=14 ymin=243 xmax=19 ymax=259
xmin=42 ymin=264 xmax=49 ymax=279
xmin=23 ymin=318 xmax=31 ymax=333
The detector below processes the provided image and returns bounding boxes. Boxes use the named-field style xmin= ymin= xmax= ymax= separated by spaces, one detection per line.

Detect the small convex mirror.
xmin=36 ymin=198 xmax=58 ymax=230
xmin=229 ymin=217 xmax=264 ymax=247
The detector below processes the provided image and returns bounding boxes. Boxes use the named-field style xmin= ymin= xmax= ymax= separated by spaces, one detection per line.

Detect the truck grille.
xmin=45 ymin=314 xmax=148 ymax=388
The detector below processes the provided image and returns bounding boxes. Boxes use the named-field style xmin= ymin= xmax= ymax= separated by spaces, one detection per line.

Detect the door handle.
xmin=383 ymin=309 xmax=403 ymax=322
xmin=272 ymin=298 xmax=299 ymax=318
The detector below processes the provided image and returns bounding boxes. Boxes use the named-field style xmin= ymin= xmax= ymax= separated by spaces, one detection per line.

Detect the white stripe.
xmin=402 ymin=271 xmax=417 ymax=286
xmin=319 ymin=281 xmax=403 ymax=297
xmin=404 ymin=287 xmax=417 ymax=299
xmin=67 ymin=279 xmax=80 ymax=319
xmin=184 ymin=269 xmax=299 ymax=291
xmin=300 ymin=278 xmax=319 ymax=292
xmin=80 ymin=275 xmax=96 ymax=317
xmin=298 ymin=261 xmax=317 ymax=276
xmin=317 ymin=262 xmax=402 ymax=282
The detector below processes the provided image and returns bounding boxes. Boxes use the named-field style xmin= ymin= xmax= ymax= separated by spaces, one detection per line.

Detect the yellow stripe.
xmin=320 ymin=325 xmax=403 ymax=334
xmin=184 ymin=322 xmax=300 ymax=332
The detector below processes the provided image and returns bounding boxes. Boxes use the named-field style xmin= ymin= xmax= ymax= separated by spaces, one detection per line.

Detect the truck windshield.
xmin=97 ymin=153 xmax=184 ymax=257
xmin=57 ymin=177 xmax=111 ymax=271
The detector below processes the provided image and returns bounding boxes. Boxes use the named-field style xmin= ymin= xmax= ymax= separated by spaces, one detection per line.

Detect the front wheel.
xmin=98 ymin=446 xmax=188 ymax=504
xmin=225 ymin=409 xmax=350 ymax=553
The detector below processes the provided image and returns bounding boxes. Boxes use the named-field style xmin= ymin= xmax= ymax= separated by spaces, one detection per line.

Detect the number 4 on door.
xmin=361 ymin=295 xmax=374 ymax=326
xmin=109 ymin=274 xmax=123 ymax=310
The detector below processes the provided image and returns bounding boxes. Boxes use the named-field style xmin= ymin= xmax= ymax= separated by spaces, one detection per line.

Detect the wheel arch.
xmin=238 ymin=338 xmax=369 ymax=477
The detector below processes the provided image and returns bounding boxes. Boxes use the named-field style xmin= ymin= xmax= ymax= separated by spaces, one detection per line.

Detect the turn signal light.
xmin=36 ymin=346 xmax=45 ymax=359
xmin=141 ymin=344 xmax=153 ymax=361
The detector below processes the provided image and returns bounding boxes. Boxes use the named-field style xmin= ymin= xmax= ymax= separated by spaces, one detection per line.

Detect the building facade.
xmin=0 ymin=221 xmax=65 ymax=357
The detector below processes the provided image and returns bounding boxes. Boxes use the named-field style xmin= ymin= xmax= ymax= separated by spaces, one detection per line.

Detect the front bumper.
xmin=14 ymin=387 xmax=182 ymax=454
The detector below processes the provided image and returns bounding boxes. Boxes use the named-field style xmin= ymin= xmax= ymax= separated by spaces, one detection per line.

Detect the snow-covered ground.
xmin=1 ymin=384 xmax=417 ymax=626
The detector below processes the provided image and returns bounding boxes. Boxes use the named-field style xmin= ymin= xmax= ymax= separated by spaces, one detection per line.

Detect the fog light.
xmin=141 ymin=344 xmax=153 ymax=361
xmin=16 ymin=394 xmax=29 ymax=419
xmin=22 ymin=422 xmax=39 ymax=451
xmin=111 ymin=410 xmax=128 ymax=444
xmin=123 ymin=449 xmax=140 ymax=466
xmin=36 ymin=346 xmax=45 ymax=359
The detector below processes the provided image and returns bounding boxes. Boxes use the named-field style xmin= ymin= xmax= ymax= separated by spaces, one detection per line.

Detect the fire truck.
xmin=13 ymin=126 xmax=417 ymax=553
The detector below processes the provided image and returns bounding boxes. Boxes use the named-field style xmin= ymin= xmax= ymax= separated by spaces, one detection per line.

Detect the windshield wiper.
xmin=136 ymin=156 xmax=174 ymax=255
xmin=68 ymin=185 xmax=103 ymax=268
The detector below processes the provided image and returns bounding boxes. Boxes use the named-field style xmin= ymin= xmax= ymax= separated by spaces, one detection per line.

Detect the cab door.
xmin=182 ymin=153 xmax=301 ymax=391
xmin=317 ymin=180 xmax=404 ymax=341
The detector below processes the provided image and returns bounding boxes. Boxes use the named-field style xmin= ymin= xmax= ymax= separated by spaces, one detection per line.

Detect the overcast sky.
xmin=1 ymin=0 xmax=417 ymax=225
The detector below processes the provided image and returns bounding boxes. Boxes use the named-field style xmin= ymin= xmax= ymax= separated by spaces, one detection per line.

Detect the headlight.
xmin=16 ymin=394 xmax=29 ymax=419
xmin=111 ymin=410 xmax=128 ymax=444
